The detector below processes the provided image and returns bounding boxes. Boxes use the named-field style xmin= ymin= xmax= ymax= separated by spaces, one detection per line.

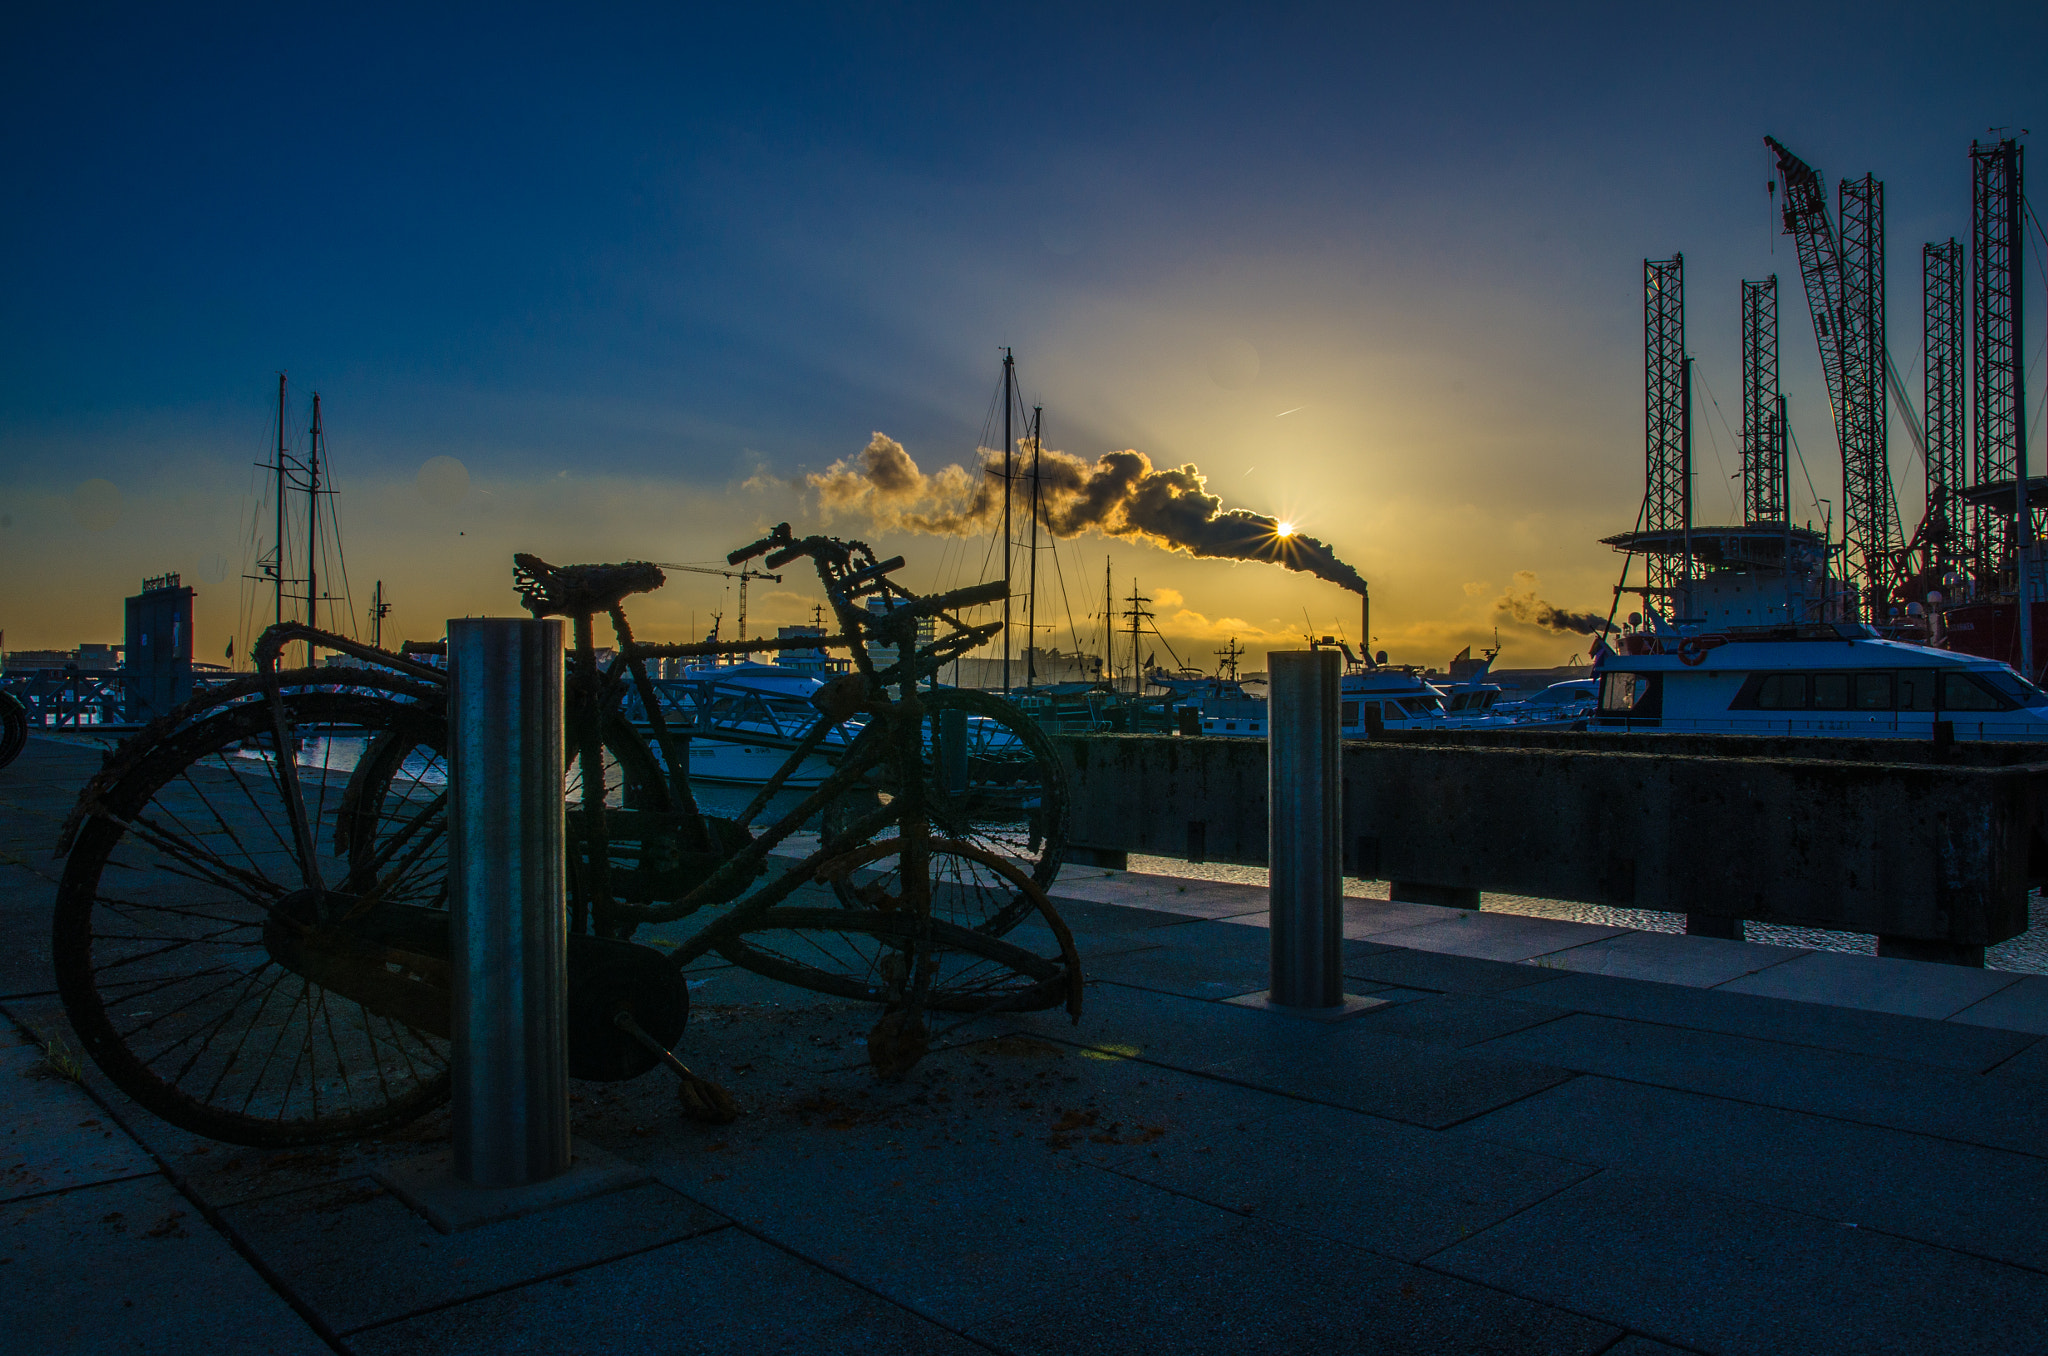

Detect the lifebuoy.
xmin=1678 ymin=637 xmax=1709 ymax=667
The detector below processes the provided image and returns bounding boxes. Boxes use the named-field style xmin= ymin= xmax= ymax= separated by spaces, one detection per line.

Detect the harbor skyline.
xmin=4 ymin=5 xmax=2043 ymax=670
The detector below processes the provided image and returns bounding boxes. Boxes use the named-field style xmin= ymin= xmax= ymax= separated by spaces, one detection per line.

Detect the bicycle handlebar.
xmin=727 ymin=523 xmax=793 ymax=567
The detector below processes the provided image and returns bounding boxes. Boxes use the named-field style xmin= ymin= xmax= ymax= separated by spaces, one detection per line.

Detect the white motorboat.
xmin=1590 ymin=622 xmax=2048 ymax=740
xmin=1494 ymin=678 xmax=1598 ymax=730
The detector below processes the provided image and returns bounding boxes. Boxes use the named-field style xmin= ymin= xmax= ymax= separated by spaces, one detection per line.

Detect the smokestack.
xmin=1361 ymin=586 xmax=1372 ymax=667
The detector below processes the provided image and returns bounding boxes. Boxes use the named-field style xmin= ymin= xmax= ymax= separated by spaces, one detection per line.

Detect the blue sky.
xmin=3 ymin=3 xmax=2042 ymax=666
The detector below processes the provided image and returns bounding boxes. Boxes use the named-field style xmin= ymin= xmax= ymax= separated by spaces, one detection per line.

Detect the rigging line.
xmin=1786 ymin=419 xmax=1827 ymax=526
xmin=318 ymin=452 xmax=359 ymax=641
xmin=1044 ymin=510 xmax=1087 ymax=669
xmin=1690 ymin=369 xmax=1741 ymax=520
xmin=1605 ymin=491 xmax=1649 ymax=630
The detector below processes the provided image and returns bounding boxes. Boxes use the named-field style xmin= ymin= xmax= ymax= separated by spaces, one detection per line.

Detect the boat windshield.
xmin=1975 ymin=669 xmax=2048 ymax=708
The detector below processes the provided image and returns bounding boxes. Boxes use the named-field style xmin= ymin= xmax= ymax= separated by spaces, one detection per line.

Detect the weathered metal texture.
xmin=448 ymin=616 xmax=571 ymax=1188
xmin=1055 ymin=734 xmax=2043 ymax=948
xmin=1268 ymin=651 xmax=1343 ymax=1008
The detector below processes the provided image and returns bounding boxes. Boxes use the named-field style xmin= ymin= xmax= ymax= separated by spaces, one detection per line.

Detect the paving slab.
xmin=1470 ymin=1013 xmax=2048 ymax=1156
xmin=628 ymin=1081 xmax=1618 ymax=1356
xmin=1434 ymin=1168 xmax=2048 ymax=1356
xmin=1986 ymin=1035 xmax=2048 ymax=1083
xmin=1339 ymin=895 xmax=1472 ymax=939
xmin=1713 ymin=948 xmax=2023 ymax=1020
xmin=220 ymin=1175 xmax=725 ymax=1334
xmin=1531 ymin=928 xmax=1809 ymax=987
xmin=960 ymin=1212 xmax=1619 ymax=1356
xmin=1009 ymin=982 xmax=1575 ymax=1129
xmin=1365 ymin=911 xmax=1629 ymax=963
xmin=1208 ymin=893 xmax=1474 ymax=941
xmin=1088 ymin=949 xmax=1274 ymax=999
xmin=0 ymin=739 xmax=85 ymax=1000
xmin=1455 ymin=1075 xmax=2048 ymax=1272
xmin=0 ymin=1172 xmax=330 ymax=1355
xmin=2 ymin=1039 xmax=157 ymax=1203
xmin=1079 ymin=918 xmax=1318 ymax=999
xmin=1343 ymin=942 xmax=1577 ymax=996
xmin=1095 ymin=1095 xmax=1595 ymax=1262
xmin=1348 ymin=993 xmax=1573 ymax=1049
xmin=1038 ymin=894 xmax=1212 ymax=932
xmin=1490 ymin=970 xmax=2038 ymax=1072
xmin=1947 ymin=973 xmax=2048 ymax=1035
xmin=346 ymin=1225 xmax=987 ymax=1355
xmin=1049 ymin=869 xmax=1268 ymax=920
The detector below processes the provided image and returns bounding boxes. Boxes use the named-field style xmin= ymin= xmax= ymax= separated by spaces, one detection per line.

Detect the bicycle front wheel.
xmin=54 ymin=676 xmax=453 ymax=1147
xmin=0 ymin=688 xmax=27 ymax=770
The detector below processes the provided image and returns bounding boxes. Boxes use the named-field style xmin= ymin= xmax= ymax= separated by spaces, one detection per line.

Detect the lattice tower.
xmin=1644 ymin=256 xmax=1687 ymax=604
xmin=1836 ymin=174 xmax=1904 ymax=617
xmin=1972 ymin=139 xmax=2026 ymax=578
xmin=1923 ymin=239 xmax=1965 ymax=566
xmin=1741 ymin=276 xmax=1786 ymax=524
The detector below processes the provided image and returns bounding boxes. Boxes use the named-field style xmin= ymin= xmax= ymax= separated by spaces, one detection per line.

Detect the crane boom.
xmin=660 ymin=562 xmax=782 ymax=654
xmin=1766 ymin=136 xmax=1906 ymax=619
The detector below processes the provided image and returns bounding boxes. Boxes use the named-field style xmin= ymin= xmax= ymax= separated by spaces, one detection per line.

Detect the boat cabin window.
xmin=1940 ymin=671 xmax=2005 ymax=712
xmin=1342 ymin=702 xmax=1360 ymax=725
xmin=1734 ymin=669 xmax=2013 ymax=713
xmin=1895 ymin=674 xmax=1935 ymax=711
xmin=1599 ymin=671 xmax=1659 ymax=716
xmin=1396 ymin=696 xmax=1438 ymax=715
xmin=1756 ymin=674 xmax=1806 ymax=709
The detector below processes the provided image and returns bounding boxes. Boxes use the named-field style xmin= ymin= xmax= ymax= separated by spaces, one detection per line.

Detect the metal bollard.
xmin=1268 ymin=649 xmax=1344 ymax=1008
xmin=447 ymin=617 xmax=570 ymax=1187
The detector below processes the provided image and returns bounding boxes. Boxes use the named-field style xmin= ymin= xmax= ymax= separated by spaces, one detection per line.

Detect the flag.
xmin=1589 ymin=635 xmax=1612 ymax=668
xmin=225 ymin=637 xmax=235 ymax=660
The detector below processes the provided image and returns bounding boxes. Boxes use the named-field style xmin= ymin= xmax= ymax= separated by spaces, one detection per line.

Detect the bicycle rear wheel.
xmin=716 ymin=837 xmax=1082 ymax=1020
xmin=820 ymin=689 xmax=1068 ymax=933
xmin=54 ymin=676 xmax=453 ymax=1147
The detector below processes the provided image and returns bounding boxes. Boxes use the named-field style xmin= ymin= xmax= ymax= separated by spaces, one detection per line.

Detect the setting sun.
xmin=1275 ymin=522 xmax=1295 ymax=537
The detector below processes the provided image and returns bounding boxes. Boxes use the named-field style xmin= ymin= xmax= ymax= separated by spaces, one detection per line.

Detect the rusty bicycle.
xmin=51 ymin=526 xmax=1080 ymax=1146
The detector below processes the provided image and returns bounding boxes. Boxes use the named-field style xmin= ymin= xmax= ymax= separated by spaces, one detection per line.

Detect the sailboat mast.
xmin=274 ymin=373 xmax=287 ymax=630
xmin=1103 ymin=555 xmax=1112 ymax=685
xmin=1001 ymin=349 xmax=1014 ymax=693
xmin=1026 ymin=404 xmax=1041 ymax=691
xmin=1131 ymin=579 xmax=1140 ymax=696
xmin=305 ymin=394 xmax=322 ymax=668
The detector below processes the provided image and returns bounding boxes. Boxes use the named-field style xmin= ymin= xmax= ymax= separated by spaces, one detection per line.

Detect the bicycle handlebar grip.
xmin=917 ymin=580 xmax=1008 ymax=614
xmin=727 ymin=523 xmax=792 ymax=567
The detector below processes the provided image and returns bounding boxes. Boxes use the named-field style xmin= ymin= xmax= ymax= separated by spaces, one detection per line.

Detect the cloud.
xmin=1495 ymin=569 xmax=1614 ymax=636
xmin=806 ymin=432 xmax=1370 ymax=596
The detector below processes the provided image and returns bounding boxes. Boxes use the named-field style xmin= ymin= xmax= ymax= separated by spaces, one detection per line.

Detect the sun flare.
xmin=1275 ymin=521 xmax=1295 ymax=537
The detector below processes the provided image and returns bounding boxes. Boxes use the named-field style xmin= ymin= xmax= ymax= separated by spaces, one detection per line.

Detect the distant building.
xmin=0 ymin=644 xmax=124 ymax=673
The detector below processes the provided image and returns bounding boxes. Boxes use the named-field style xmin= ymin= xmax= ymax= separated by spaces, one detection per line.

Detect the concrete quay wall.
xmin=1053 ymin=732 xmax=2048 ymax=956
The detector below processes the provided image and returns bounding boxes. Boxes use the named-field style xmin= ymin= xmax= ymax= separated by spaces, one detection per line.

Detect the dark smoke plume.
xmin=808 ymin=433 xmax=1368 ymax=595
xmin=1496 ymin=572 xmax=1615 ymax=636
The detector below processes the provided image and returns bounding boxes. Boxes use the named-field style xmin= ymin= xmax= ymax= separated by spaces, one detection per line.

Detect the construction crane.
xmin=1765 ymin=136 xmax=1909 ymax=621
xmin=660 ymin=562 xmax=782 ymax=653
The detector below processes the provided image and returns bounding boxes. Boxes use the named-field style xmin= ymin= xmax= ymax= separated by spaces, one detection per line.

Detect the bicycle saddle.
xmin=512 ymin=554 xmax=667 ymax=618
